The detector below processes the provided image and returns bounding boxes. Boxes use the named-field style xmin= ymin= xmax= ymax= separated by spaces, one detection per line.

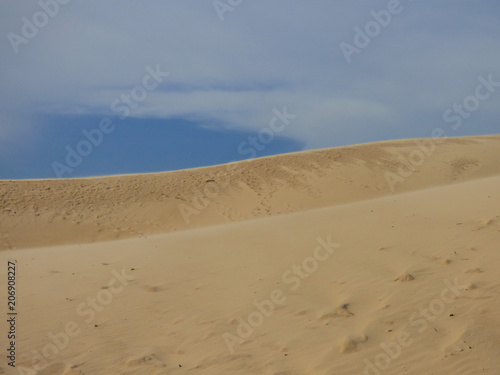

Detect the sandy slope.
xmin=0 ymin=135 xmax=500 ymax=374
xmin=1 ymin=135 xmax=500 ymax=251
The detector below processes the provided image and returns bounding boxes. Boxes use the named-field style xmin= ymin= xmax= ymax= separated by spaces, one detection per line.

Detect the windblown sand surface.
xmin=1 ymin=135 xmax=500 ymax=374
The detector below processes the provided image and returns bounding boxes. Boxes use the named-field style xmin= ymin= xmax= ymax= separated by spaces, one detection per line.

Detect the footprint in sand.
xmin=430 ymin=256 xmax=452 ymax=265
xmin=394 ymin=273 xmax=415 ymax=282
xmin=125 ymin=353 xmax=168 ymax=372
xmin=338 ymin=335 xmax=367 ymax=354
xmin=63 ymin=367 xmax=85 ymax=375
xmin=465 ymin=283 xmax=477 ymax=291
xmin=145 ymin=285 xmax=164 ymax=293
xmin=472 ymin=218 xmax=498 ymax=231
xmin=378 ymin=246 xmax=392 ymax=251
xmin=465 ymin=268 xmax=483 ymax=274
xmin=319 ymin=304 xmax=354 ymax=322
xmin=339 ymin=337 xmax=358 ymax=353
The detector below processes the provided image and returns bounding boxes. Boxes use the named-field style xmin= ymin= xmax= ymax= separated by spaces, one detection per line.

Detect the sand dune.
xmin=1 ymin=135 xmax=500 ymax=251
xmin=1 ymin=135 xmax=500 ymax=374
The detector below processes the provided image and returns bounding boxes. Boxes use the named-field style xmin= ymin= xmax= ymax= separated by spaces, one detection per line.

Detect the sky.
xmin=0 ymin=0 xmax=499 ymax=179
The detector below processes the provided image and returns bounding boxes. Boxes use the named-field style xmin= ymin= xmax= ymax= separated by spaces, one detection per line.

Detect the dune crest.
xmin=1 ymin=135 xmax=500 ymax=250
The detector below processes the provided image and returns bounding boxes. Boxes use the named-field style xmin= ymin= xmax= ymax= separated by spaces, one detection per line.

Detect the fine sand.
xmin=1 ymin=135 xmax=500 ymax=374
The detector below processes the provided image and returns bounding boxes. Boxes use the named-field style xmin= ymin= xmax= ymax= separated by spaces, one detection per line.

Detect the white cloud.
xmin=0 ymin=0 xmax=499 ymax=151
